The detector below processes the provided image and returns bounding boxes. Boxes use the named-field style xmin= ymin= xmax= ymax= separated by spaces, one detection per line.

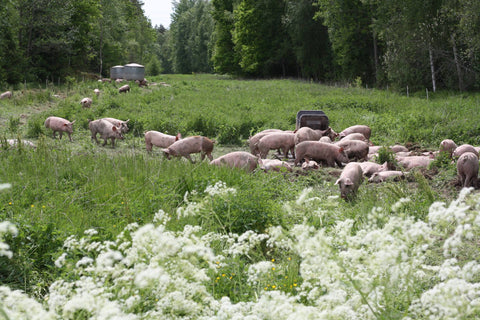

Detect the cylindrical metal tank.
xmin=123 ymin=63 xmax=145 ymax=81
xmin=110 ymin=65 xmax=124 ymax=80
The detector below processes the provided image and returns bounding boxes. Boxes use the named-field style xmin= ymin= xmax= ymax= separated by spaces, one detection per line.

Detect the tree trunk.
xmin=373 ymin=28 xmax=379 ymax=84
xmin=429 ymin=46 xmax=436 ymax=92
xmin=451 ymin=34 xmax=464 ymax=91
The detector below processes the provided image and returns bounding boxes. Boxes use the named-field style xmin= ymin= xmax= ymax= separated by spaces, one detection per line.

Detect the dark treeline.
xmin=1 ymin=0 xmax=480 ymax=91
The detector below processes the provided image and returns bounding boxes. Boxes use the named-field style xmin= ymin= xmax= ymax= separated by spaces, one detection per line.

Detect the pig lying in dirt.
xmin=335 ymin=140 xmax=369 ymax=162
xmin=102 ymin=118 xmax=130 ymax=133
xmin=256 ymin=132 xmax=295 ymax=159
xmin=210 ymin=151 xmax=259 ymax=172
xmin=88 ymin=119 xmax=124 ymax=147
xmin=356 ymin=161 xmax=388 ymax=177
xmin=44 ymin=116 xmax=76 ymax=141
xmin=145 ymin=131 xmax=182 ymax=151
xmin=338 ymin=125 xmax=371 ymax=140
xmin=2 ymin=139 xmax=36 ymax=149
xmin=457 ymin=152 xmax=479 ymax=188
xmin=302 ymin=160 xmax=320 ymax=170
xmin=258 ymin=159 xmax=293 ymax=172
xmin=294 ymin=141 xmax=349 ymax=167
xmin=368 ymin=171 xmax=404 ymax=183
xmin=335 ymin=162 xmax=363 ymax=200
xmin=80 ymin=97 xmax=92 ymax=108
xmin=396 ymin=155 xmax=434 ymax=170
xmin=162 ymin=136 xmax=215 ymax=163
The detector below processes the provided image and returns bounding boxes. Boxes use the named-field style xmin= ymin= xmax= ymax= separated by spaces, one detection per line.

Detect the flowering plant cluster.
xmin=0 ymin=183 xmax=479 ymax=319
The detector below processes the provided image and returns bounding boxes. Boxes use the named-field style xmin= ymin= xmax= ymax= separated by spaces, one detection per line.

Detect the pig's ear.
xmin=125 ymin=119 xmax=130 ymax=123
xmin=338 ymin=147 xmax=344 ymax=153
xmin=334 ymin=179 xmax=340 ymax=185
xmin=112 ymin=126 xmax=117 ymax=131
xmin=71 ymin=120 xmax=76 ymax=124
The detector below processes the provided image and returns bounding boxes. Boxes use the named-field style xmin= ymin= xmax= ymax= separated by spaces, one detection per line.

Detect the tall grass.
xmin=0 ymin=75 xmax=478 ymax=318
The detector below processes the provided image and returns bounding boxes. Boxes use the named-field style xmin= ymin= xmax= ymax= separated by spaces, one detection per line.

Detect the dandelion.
xmin=31 ymin=204 xmax=34 ymax=208
xmin=8 ymin=202 xmax=12 ymax=205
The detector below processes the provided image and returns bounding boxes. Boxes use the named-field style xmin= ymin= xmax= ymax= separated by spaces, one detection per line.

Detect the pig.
xmin=457 ymin=152 xmax=479 ymax=188
xmin=248 ymin=129 xmax=285 ymax=155
xmin=258 ymin=158 xmax=293 ymax=172
xmin=145 ymin=131 xmax=182 ymax=151
xmin=439 ymin=139 xmax=457 ymax=156
xmin=294 ymin=141 xmax=349 ymax=167
xmin=0 ymin=91 xmax=12 ymax=99
xmin=80 ymin=97 xmax=93 ymax=108
xmin=338 ymin=125 xmax=371 ymax=140
xmin=302 ymin=160 xmax=320 ymax=170
xmin=2 ymin=139 xmax=36 ymax=149
xmin=368 ymin=146 xmax=382 ymax=154
xmin=390 ymin=145 xmax=409 ymax=153
xmin=453 ymin=144 xmax=479 ymax=159
xmin=94 ymin=89 xmax=100 ymax=96
xmin=44 ymin=116 xmax=75 ymax=141
xmin=396 ymin=155 xmax=434 ymax=170
xmin=357 ymin=161 xmax=388 ymax=177
xmin=335 ymin=140 xmax=369 ymax=162
xmin=136 ymin=79 xmax=148 ymax=87
xmin=368 ymin=171 xmax=405 ymax=183
xmin=319 ymin=136 xmax=332 ymax=143
xmin=162 ymin=136 xmax=215 ymax=163
xmin=210 ymin=151 xmax=259 ymax=172
xmin=88 ymin=119 xmax=124 ymax=147
xmin=294 ymin=127 xmax=333 ymax=145
xmin=102 ymin=118 xmax=129 ymax=133
xmin=256 ymin=132 xmax=295 ymax=159
xmin=118 ymin=84 xmax=130 ymax=93
xmin=335 ymin=162 xmax=363 ymax=200
xmin=340 ymin=132 xmax=369 ymax=143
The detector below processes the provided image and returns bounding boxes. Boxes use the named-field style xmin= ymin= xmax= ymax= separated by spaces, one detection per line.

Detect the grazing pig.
xmin=145 ymin=131 xmax=182 ymax=151
xmin=0 ymin=91 xmax=12 ymax=99
xmin=357 ymin=161 xmax=388 ymax=177
xmin=294 ymin=127 xmax=333 ymax=145
xmin=457 ymin=152 xmax=479 ymax=188
xmin=88 ymin=119 xmax=124 ymax=147
xmin=453 ymin=144 xmax=479 ymax=159
xmin=44 ymin=116 xmax=75 ymax=141
xmin=335 ymin=140 xmax=369 ymax=162
xmin=102 ymin=118 xmax=129 ymax=133
xmin=258 ymin=159 xmax=293 ymax=172
xmin=335 ymin=162 xmax=363 ymax=200
xmin=294 ymin=141 xmax=349 ymax=167
xmin=210 ymin=151 xmax=259 ymax=172
xmin=256 ymin=132 xmax=295 ymax=159
xmin=338 ymin=125 xmax=371 ymax=140
xmin=248 ymin=129 xmax=285 ymax=155
xmin=368 ymin=171 xmax=404 ymax=183
xmin=118 ymin=84 xmax=130 ymax=93
xmin=80 ymin=97 xmax=93 ymax=108
xmin=162 ymin=136 xmax=214 ymax=163
xmin=439 ymin=139 xmax=457 ymax=156
xmin=94 ymin=89 xmax=100 ymax=96
xmin=396 ymin=155 xmax=434 ymax=170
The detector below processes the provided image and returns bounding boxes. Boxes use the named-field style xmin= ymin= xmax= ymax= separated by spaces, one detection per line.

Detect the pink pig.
xmin=335 ymin=162 xmax=363 ymax=200
xmin=210 ymin=151 xmax=259 ymax=172
xmin=44 ymin=116 xmax=76 ymax=141
xmin=145 ymin=131 xmax=182 ymax=151
xmin=457 ymin=152 xmax=479 ymax=188
xmin=162 ymin=136 xmax=215 ymax=163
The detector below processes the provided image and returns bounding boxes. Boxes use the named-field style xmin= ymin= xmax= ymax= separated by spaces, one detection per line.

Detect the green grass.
xmin=0 ymin=74 xmax=476 ymax=303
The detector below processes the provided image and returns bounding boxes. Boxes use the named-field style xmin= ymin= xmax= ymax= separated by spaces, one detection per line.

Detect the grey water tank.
xmin=110 ymin=65 xmax=124 ymax=80
xmin=123 ymin=63 xmax=145 ymax=81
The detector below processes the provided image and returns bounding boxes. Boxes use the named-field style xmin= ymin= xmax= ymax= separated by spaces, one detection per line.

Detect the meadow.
xmin=0 ymin=74 xmax=479 ymax=319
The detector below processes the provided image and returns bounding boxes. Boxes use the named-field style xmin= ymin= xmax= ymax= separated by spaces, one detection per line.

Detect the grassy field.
xmin=0 ymin=75 xmax=479 ymax=318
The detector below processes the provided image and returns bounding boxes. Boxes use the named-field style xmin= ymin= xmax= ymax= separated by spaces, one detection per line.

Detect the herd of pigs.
xmin=3 ymin=87 xmax=479 ymax=200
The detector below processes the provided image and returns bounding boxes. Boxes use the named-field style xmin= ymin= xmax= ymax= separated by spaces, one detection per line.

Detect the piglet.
xmin=88 ymin=119 xmax=124 ymax=147
xmin=294 ymin=141 xmax=349 ymax=167
xmin=338 ymin=125 xmax=371 ymax=140
xmin=102 ymin=118 xmax=129 ymax=133
xmin=335 ymin=162 xmax=363 ymax=200
xmin=256 ymin=132 xmax=295 ymax=159
xmin=210 ymin=151 xmax=259 ymax=172
xmin=80 ymin=97 xmax=92 ymax=108
xmin=439 ymin=139 xmax=457 ymax=157
xmin=457 ymin=152 xmax=479 ymax=188
xmin=368 ymin=171 xmax=404 ymax=183
xmin=0 ymin=91 xmax=12 ymax=99
xmin=258 ymin=158 xmax=292 ymax=172
xmin=44 ymin=116 xmax=75 ymax=141
xmin=118 ymin=84 xmax=130 ymax=93
xmin=162 ymin=136 xmax=214 ymax=163
xmin=453 ymin=144 xmax=479 ymax=159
